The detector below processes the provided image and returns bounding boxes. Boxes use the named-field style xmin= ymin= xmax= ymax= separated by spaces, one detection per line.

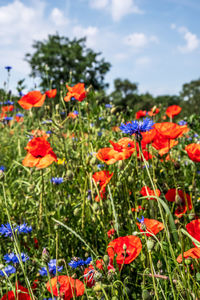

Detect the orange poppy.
xmin=45 ymin=89 xmax=57 ymax=98
xmin=136 ymin=218 xmax=164 ymax=236
xmin=152 ymin=135 xmax=178 ymax=156
xmin=140 ymin=186 xmax=160 ymax=200
xmin=0 ymin=112 xmax=7 ymax=120
xmin=165 ymin=189 xmax=192 ymax=218
xmin=31 ymin=129 xmax=49 ymax=139
xmin=166 ymin=105 xmax=181 ymax=118
xmin=107 ymin=235 xmax=142 ymax=265
xmin=155 ymin=123 xmax=189 ymax=139
xmin=46 ymin=276 xmax=84 ymax=299
xmin=2 ymin=105 xmax=14 ymax=113
xmin=141 ymin=128 xmax=156 ymax=145
xmin=96 ymin=148 xmax=119 ymax=165
xmin=15 ymin=116 xmax=24 ymax=123
xmin=135 ymin=110 xmax=147 ymax=119
xmin=64 ymin=83 xmax=86 ymax=102
xmin=112 ymin=126 xmax=120 ymax=132
xmin=148 ymin=107 xmax=160 ymax=117
xmin=185 ymin=144 xmax=200 ymax=162
xmin=92 ymin=170 xmax=113 ymax=202
xmin=22 ymin=136 xmax=57 ymax=169
xmin=131 ymin=206 xmax=145 ymax=212
xmin=18 ymin=91 xmax=46 ymax=110
xmin=186 ymin=219 xmax=200 ymax=247
xmin=67 ymin=112 xmax=78 ymax=119
xmin=177 ymin=247 xmax=200 ymax=263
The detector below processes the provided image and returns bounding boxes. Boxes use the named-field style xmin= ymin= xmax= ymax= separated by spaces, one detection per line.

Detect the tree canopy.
xmin=25 ymin=34 xmax=111 ymax=91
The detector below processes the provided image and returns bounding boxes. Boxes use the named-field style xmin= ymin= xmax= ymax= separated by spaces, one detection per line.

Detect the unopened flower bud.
xmin=147 ymin=239 xmax=155 ymax=251
xmin=42 ymin=248 xmax=50 ymax=263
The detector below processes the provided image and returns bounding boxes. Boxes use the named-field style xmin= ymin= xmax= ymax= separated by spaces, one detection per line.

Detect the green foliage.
xmin=25 ymin=34 xmax=111 ymax=91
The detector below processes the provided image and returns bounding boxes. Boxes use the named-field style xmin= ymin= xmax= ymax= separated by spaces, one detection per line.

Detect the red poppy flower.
xmin=155 ymin=123 xmax=189 ymax=139
xmin=141 ymin=128 xmax=156 ymax=146
xmin=140 ymin=186 xmax=161 ymax=200
xmin=22 ymin=136 xmax=57 ymax=169
xmin=135 ymin=110 xmax=147 ymax=119
xmin=165 ymin=189 xmax=192 ymax=218
xmin=18 ymin=91 xmax=46 ymax=110
xmin=185 ymin=144 xmax=200 ymax=162
xmin=45 ymin=89 xmax=57 ymax=98
xmin=92 ymin=170 xmax=113 ymax=201
xmin=96 ymin=148 xmax=119 ymax=165
xmin=136 ymin=218 xmax=164 ymax=236
xmin=107 ymin=228 xmax=115 ymax=238
xmin=166 ymin=105 xmax=181 ymax=118
xmin=1 ymin=283 xmax=32 ymax=300
xmin=0 ymin=112 xmax=7 ymax=120
xmin=46 ymin=276 xmax=85 ymax=299
xmin=64 ymin=83 xmax=86 ymax=102
xmin=137 ymin=149 xmax=152 ymax=161
xmin=2 ymin=105 xmax=14 ymax=113
xmin=15 ymin=115 xmax=24 ymax=123
xmin=186 ymin=219 xmax=200 ymax=247
xmin=132 ymin=206 xmax=145 ymax=212
xmin=177 ymin=247 xmax=200 ymax=263
xmin=107 ymin=235 xmax=142 ymax=265
xmin=67 ymin=112 xmax=78 ymax=119
xmin=152 ymin=135 xmax=178 ymax=156
xmin=148 ymin=107 xmax=160 ymax=117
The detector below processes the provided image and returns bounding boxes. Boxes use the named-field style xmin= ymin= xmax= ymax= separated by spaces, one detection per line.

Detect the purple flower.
xmin=51 ymin=177 xmax=63 ymax=185
xmin=16 ymin=223 xmax=32 ymax=234
xmin=120 ymin=118 xmax=154 ymax=136
xmin=4 ymin=252 xmax=29 ymax=264
xmin=39 ymin=259 xmax=63 ymax=276
xmin=68 ymin=257 xmax=92 ymax=269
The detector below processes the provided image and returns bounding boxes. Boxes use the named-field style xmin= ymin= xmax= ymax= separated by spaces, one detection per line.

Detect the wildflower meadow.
xmin=0 ymin=67 xmax=200 ymax=300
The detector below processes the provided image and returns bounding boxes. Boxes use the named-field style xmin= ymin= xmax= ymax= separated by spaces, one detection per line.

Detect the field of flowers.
xmin=0 ymin=70 xmax=200 ymax=299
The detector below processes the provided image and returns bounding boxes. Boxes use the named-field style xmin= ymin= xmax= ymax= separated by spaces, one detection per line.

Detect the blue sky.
xmin=0 ymin=0 xmax=200 ymax=96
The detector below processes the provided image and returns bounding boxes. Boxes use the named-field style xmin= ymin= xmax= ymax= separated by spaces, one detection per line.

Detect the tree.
xmin=180 ymin=79 xmax=200 ymax=115
xmin=25 ymin=34 xmax=111 ymax=91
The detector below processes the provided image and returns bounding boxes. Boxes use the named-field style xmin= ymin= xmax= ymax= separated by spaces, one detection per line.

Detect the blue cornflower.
xmin=16 ymin=113 xmax=24 ymax=118
xmin=105 ymin=104 xmax=112 ymax=108
xmin=19 ymin=91 xmax=24 ymax=97
xmin=137 ymin=216 xmax=145 ymax=224
xmin=42 ymin=120 xmax=52 ymax=124
xmin=90 ymin=123 xmax=94 ymax=127
xmin=99 ymin=117 xmax=103 ymax=120
xmin=178 ymin=120 xmax=187 ymax=126
xmin=3 ymin=116 xmax=13 ymax=121
xmin=194 ymin=133 xmax=199 ymax=138
xmin=16 ymin=223 xmax=32 ymax=234
xmin=60 ymin=111 xmax=66 ymax=116
xmin=0 ymin=102 xmax=3 ymax=105
xmin=0 ymin=223 xmax=13 ymax=237
xmin=97 ymin=164 xmax=104 ymax=169
xmin=46 ymin=131 xmax=52 ymax=134
xmin=51 ymin=177 xmax=63 ymax=185
xmin=120 ymin=118 xmax=154 ymax=136
xmin=4 ymin=252 xmax=29 ymax=264
xmin=43 ymin=298 xmax=56 ymax=300
xmin=73 ymin=110 xmax=79 ymax=115
xmin=197 ymin=171 xmax=200 ymax=175
xmin=39 ymin=259 xmax=63 ymax=276
xmin=0 ymin=265 xmax=16 ymax=277
xmin=71 ymin=97 xmax=76 ymax=101
xmin=5 ymin=100 xmax=14 ymax=105
xmin=98 ymin=131 xmax=102 ymax=137
xmin=68 ymin=257 xmax=92 ymax=269
xmin=5 ymin=66 xmax=12 ymax=71
xmin=0 ymin=166 xmax=5 ymax=172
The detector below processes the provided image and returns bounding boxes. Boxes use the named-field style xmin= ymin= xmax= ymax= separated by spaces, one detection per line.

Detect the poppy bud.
xmin=42 ymin=248 xmax=50 ymax=263
xmin=93 ymin=283 xmax=102 ymax=292
xmin=185 ymin=258 xmax=192 ymax=265
xmin=93 ymin=271 xmax=102 ymax=281
xmin=103 ymin=255 xmax=110 ymax=265
xmin=188 ymin=212 xmax=195 ymax=220
xmin=111 ymin=107 xmax=117 ymax=114
xmin=117 ymin=160 xmax=124 ymax=170
xmin=157 ymin=260 xmax=162 ymax=269
xmin=128 ymin=176 xmax=134 ymax=184
xmin=175 ymin=194 xmax=183 ymax=205
xmin=123 ymin=243 xmax=127 ymax=250
xmin=66 ymin=170 xmax=74 ymax=180
xmin=107 ymin=116 xmax=112 ymax=123
xmin=132 ymin=231 xmax=138 ymax=236
xmin=90 ymin=157 xmax=97 ymax=166
xmin=147 ymin=239 xmax=155 ymax=251
xmin=73 ymin=208 xmax=81 ymax=216
xmin=93 ymin=203 xmax=99 ymax=212
xmin=142 ymin=290 xmax=152 ymax=300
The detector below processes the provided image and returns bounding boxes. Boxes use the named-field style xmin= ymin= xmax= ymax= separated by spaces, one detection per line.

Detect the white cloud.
xmin=89 ymin=0 xmax=109 ymax=10
xmin=72 ymin=26 xmax=99 ymax=48
xmin=135 ymin=56 xmax=151 ymax=66
xmin=89 ymin=0 xmax=143 ymax=21
xmin=124 ymin=33 xmax=158 ymax=50
xmin=171 ymin=24 xmax=199 ymax=53
xmin=50 ymin=8 xmax=69 ymax=26
xmin=111 ymin=0 xmax=143 ymax=21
